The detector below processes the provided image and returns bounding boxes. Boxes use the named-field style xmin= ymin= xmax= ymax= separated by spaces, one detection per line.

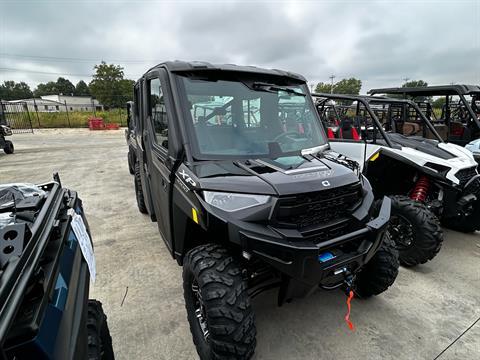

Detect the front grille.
xmin=456 ymin=167 xmax=477 ymax=186
xmin=274 ymin=182 xmax=363 ymax=230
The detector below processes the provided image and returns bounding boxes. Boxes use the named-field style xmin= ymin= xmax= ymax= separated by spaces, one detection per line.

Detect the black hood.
xmin=386 ymin=133 xmax=455 ymax=160
xmin=192 ymin=155 xmax=360 ymax=196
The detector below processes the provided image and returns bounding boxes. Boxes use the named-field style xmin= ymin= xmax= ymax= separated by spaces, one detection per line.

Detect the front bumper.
xmin=234 ymin=196 xmax=391 ymax=287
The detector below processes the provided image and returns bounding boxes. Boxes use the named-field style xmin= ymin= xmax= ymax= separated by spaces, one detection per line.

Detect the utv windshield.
xmin=178 ymin=74 xmax=327 ymax=160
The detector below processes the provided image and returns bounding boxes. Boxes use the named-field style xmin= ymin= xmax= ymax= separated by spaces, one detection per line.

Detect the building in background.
xmin=7 ymin=95 xmax=103 ymax=112
xmin=41 ymin=95 xmax=103 ymax=112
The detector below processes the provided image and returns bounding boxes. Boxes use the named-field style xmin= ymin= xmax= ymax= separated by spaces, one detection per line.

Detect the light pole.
xmin=329 ymin=75 xmax=335 ymax=94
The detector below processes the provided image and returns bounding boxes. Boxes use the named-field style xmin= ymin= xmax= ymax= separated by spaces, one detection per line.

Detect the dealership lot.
xmin=1 ymin=129 xmax=479 ymax=360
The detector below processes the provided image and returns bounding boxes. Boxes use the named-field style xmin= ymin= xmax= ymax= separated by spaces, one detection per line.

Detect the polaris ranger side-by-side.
xmin=0 ymin=176 xmax=114 ymax=359
xmin=131 ymin=61 xmax=399 ymax=359
xmin=369 ymin=85 xmax=480 ymax=146
xmin=315 ymin=93 xmax=480 ymax=265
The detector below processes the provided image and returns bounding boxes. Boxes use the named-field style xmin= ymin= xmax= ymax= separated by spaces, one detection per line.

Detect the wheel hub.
xmin=388 ymin=215 xmax=415 ymax=250
xmin=192 ymin=281 xmax=209 ymax=341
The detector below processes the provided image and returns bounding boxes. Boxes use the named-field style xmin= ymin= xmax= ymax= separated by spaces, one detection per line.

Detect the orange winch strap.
xmin=344 ymin=290 xmax=355 ymax=331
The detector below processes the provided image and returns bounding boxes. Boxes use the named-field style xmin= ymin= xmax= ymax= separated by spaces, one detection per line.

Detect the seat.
xmin=402 ymin=122 xmax=421 ymax=136
xmin=339 ymin=118 xmax=360 ymax=140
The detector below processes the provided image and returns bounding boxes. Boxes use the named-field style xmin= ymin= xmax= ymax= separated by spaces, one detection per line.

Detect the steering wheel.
xmin=273 ymin=131 xmax=303 ymax=143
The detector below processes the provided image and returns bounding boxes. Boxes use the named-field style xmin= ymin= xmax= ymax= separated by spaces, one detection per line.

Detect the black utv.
xmin=0 ymin=176 xmax=114 ymax=359
xmin=131 ymin=61 xmax=399 ymax=359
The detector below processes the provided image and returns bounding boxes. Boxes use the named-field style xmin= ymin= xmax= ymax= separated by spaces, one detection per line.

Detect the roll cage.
xmin=312 ymin=93 xmax=444 ymax=147
xmin=369 ymin=85 xmax=480 ymax=131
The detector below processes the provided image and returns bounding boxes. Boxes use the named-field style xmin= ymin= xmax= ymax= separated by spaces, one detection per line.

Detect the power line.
xmin=0 ymin=52 xmax=159 ymax=64
xmin=0 ymin=67 xmax=140 ymax=78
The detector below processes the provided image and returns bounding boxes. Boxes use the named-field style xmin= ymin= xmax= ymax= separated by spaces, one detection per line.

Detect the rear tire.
xmin=127 ymin=148 xmax=135 ymax=175
xmin=354 ymin=233 xmax=399 ymax=298
xmin=389 ymin=195 xmax=443 ymax=267
xmin=87 ymin=300 xmax=115 ymax=360
xmin=134 ymin=162 xmax=148 ymax=214
xmin=4 ymin=140 xmax=14 ymax=154
xmin=183 ymin=244 xmax=256 ymax=360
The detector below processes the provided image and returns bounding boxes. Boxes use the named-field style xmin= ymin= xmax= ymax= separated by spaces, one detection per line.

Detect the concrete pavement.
xmin=1 ymin=129 xmax=478 ymax=360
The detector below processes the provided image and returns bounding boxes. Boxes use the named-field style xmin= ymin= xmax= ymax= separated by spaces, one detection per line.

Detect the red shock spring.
xmin=410 ymin=175 xmax=430 ymax=202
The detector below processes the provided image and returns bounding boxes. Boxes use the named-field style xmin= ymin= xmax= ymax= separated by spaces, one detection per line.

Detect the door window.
xmin=149 ymin=78 xmax=168 ymax=149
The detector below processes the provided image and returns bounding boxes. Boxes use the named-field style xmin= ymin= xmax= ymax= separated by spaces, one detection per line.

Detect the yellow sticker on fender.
xmin=192 ymin=208 xmax=199 ymax=224
xmin=370 ymin=152 xmax=380 ymax=161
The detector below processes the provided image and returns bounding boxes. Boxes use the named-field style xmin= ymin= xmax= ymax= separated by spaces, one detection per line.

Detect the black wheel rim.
xmin=191 ymin=280 xmax=210 ymax=341
xmin=388 ymin=215 xmax=415 ymax=251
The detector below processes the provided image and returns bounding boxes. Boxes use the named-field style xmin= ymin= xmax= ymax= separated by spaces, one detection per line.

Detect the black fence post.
xmin=64 ymin=100 xmax=71 ymax=127
xmin=32 ymin=98 xmax=41 ymax=128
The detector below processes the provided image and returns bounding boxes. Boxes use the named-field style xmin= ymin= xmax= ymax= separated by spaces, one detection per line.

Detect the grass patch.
xmin=27 ymin=109 xmax=127 ymax=128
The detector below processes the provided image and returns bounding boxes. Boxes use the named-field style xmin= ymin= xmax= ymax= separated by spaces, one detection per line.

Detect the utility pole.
xmin=402 ymin=77 xmax=410 ymax=85
xmin=329 ymin=75 xmax=335 ymax=94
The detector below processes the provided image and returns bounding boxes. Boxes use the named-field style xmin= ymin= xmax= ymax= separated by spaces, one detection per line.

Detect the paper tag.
xmin=68 ymin=208 xmax=96 ymax=283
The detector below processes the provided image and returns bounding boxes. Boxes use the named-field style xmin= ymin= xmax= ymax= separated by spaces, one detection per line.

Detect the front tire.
xmin=388 ymin=195 xmax=443 ymax=267
xmin=183 ymin=244 xmax=256 ymax=360
xmin=87 ymin=300 xmax=115 ymax=360
xmin=4 ymin=140 xmax=14 ymax=154
xmin=354 ymin=233 xmax=399 ymax=298
xmin=442 ymin=206 xmax=480 ymax=233
xmin=134 ymin=162 xmax=148 ymax=214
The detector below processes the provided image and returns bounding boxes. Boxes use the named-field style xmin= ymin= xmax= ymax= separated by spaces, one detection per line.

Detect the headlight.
xmin=203 ymin=191 xmax=270 ymax=212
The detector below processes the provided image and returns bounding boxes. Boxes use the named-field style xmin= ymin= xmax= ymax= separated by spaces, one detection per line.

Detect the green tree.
xmin=34 ymin=81 xmax=58 ymax=96
xmin=0 ymin=81 xmax=33 ymax=100
xmin=432 ymin=97 xmax=446 ymax=109
xmin=333 ymin=78 xmax=362 ymax=95
xmin=398 ymin=80 xmax=429 ymax=101
xmin=315 ymin=78 xmax=362 ymax=95
xmin=89 ymin=62 xmax=133 ymax=107
xmin=402 ymin=80 xmax=428 ymax=88
xmin=56 ymin=77 xmax=75 ymax=95
xmin=314 ymin=82 xmax=333 ymax=94
xmin=74 ymin=80 xmax=91 ymax=96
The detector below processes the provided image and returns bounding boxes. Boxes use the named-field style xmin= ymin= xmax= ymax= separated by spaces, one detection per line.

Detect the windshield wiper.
xmin=252 ymin=82 xmax=306 ymax=97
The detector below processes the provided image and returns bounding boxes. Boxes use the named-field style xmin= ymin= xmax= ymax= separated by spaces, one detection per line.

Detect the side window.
xmin=149 ymin=78 xmax=168 ymax=149
xmin=134 ymin=85 xmax=140 ymax=118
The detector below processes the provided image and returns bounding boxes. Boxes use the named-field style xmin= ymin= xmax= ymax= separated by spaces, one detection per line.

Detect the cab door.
xmin=142 ymin=72 xmax=173 ymax=252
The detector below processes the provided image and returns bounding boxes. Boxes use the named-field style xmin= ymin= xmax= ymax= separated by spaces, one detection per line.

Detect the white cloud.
xmin=0 ymin=0 xmax=478 ymax=92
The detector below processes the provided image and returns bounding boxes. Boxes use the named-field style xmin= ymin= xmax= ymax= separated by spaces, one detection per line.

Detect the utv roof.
xmin=144 ymin=61 xmax=306 ymax=83
xmin=313 ymin=92 xmax=419 ymax=106
xmin=368 ymin=85 xmax=480 ymax=96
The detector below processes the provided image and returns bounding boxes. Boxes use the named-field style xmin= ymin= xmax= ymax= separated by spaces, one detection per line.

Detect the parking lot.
xmin=1 ymin=129 xmax=479 ymax=360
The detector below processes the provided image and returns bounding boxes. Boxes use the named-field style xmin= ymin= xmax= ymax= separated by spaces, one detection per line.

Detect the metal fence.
xmin=1 ymin=101 xmax=128 ymax=129
xmin=0 ymin=101 xmax=34 ymax=134
xmin=28 ymin=104 xmax=127 ymax=128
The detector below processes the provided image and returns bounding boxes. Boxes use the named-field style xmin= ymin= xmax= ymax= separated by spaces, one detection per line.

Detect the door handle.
xmin=161 ymin=178 xmax=167 ymax=190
